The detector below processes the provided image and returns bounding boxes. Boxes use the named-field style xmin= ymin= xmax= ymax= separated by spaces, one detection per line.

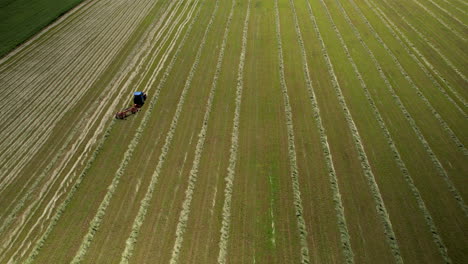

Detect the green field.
xmin=0 ymin=0 xmax=466 ymax=263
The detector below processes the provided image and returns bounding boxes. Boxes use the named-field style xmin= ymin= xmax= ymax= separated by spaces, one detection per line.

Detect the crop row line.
xmin=410 ymin=0 xmax=466 ymax=41
xmin=0 ymin=0 xmax=165 ymax=260
xmin=344 ymin=0 xmax=467 ymax=155
xmin=287 ymin=0 xmax=355 ymax=262
xmin=361 ymin=0 xmax=467 ymax=110
xmin=168 ymin=0 xmax=236 ymax=263
xmin=69 ymin=1 xmax=202 ymax=262
xmin=336 ymin=0 xmax=468 ymax=216
xmin=325 ymin=0 xmax=452 ymax=262
xmin=275 ymin=0 xmax=312 ymax=262
xmin=217 ymin=0 xmax=251 ymax=263
xmin=308 ymin=0 xmax=404 ymax=262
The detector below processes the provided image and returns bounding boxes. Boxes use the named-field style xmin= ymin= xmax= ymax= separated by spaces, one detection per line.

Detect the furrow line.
xmin=274 ymin=0 xmax=310 ymax=262
xmin=411 ymin=0 xmax=466 ymax=40
xmin=69 ymin=1 xmax=202 ymax=262
xmin=335 ymin=0 xmax=468 ymax=216
xmin=288 ymin=0 xmax=354 ymax=262
xmin=342 ymin=0 xmax=467 ymax=155
xmin=217 ymin=0 xmax=250 ymax=263
xmin=377 ymin=0 xmax=468 ymax=83
xmin=324 ymin=0 xmax=452 ymax=261
xmin=168 ymin=0 xmax=235 ymax=262
xmin=362 ymin=0 xmax=468 ymax=110
xmin=308 ymin=1 xmax=404 ymax=262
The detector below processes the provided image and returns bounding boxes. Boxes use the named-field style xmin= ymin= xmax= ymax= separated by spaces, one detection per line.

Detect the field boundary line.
xmin=216 ymin=0 xmax=251 ymax=263
xmin=324 ymin=0 xmax=452 ymax=261
xmin=117 ymin=0 xmax=218 ymax=262
xmin=334 ymin=0 xmax=468 ymax=216
xmin=275 ymin=0 xmax=313 ymax=262
xmin=69 ymin=0 xmax=203 ymax=262
xmin=307 ymin=1 xmax=404 ymax=262
xmin=168 ymin=0 xmax=236 ymax=262
xmin=361 ymin=0 xmax=468 ymax=110
xmin=340 ymin=0 xmax=468 ymax=155
xmin=288 ymin=0 xmax=355 ymax=262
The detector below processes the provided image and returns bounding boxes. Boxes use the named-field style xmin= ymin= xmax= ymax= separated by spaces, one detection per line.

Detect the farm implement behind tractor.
xmin=115 ymin=91 xmax=147 ymax=119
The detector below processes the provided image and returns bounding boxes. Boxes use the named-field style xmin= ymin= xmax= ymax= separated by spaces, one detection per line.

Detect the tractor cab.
xmin=133 ymin=91 xmax=147 ymax=106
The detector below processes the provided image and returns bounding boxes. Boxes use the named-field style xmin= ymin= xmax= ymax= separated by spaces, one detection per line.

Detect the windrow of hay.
xmin=70 ymin=1 xmax=202 ymax=263
xmin=410 ymin=0 xmax=466 ymax=41
xmin=217 ymin=0 xmax=251 ymax=263
xmin=376 ymin=0 xmax=467 ymax=83
xmin=439 ymin=0 xmax=467 ymax=15
xmin=0 ymin=0 xmax=165 ymax=260
xmin=341 ymin=0 xmax=468 ymax=156
xmin=322 ymin=0 xmax=451 ymax=262
xmin=307 ymin=1 xmax=404 ymax=263
xmin=118 ymin=0 xmax=212 ymax=262
xmin=275 ymin=0 xmax=312 ymax=262
xmin=0 ymin=0 xmax=159 ymax=194
xmin=335 ymin=0 xmax=468 ymax=217
xmin=169 ymin=0 xmax=236 ymax=263
xmin=423 ymin=0 xmax=468 ymax=28
xmin=287 ymin=0 xmax=354 ymax=262
xmin=360 ymin=0 xmax=467 ymax=111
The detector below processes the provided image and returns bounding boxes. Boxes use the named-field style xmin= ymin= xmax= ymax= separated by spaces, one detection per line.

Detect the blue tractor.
xmin=115 ymin=91 xmax=147 ymax=119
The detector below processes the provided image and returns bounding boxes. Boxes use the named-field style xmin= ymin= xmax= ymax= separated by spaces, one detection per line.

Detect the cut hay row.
xmin=274 ymin=0 xmax=311 ymax=262
xmin=0 ymin=0 xmax=166 ymax=258
xmin=0 ymin=0 xmax=158 ymax=195
xmin=0 ymin=0 xmax=155 ymax=214
xmin=335 ymin=0 xmax=468 ymax=216
xmin=0 ymin=0 xmax=182 ymax=238
xmin=341 ymin=0 xmax=468 ymax=155
xmin=425 ymin=0 xmax=468 ymax=28
xmin=168 ymin=0 xmax=235 ymax=263
xmin=6 ymin=0 xmax=195 ymax=258
xmin=410 ymin=0 xmax=466 ymax=41
xmin=361 ymin=0 xmax=468 ymax=110
xmin=118 ymin=0 xmax=216 ymax=260
xmin=0 ymin=0 xmax=149 ymax=176
xmin=322 ymin=0 xmax=451 ymax=262
xmin=23 ymin=120 xmax=116 ymax=264
xmin=377 ymin=0 xmax=468 ymax=84
xmin=439 ymin=0 xmax=467 ymax=15
xmin=217 ymin=0 xmax=250 ymax=263
xmin=70 ymin=1 xmax=203 ymax=263
xmin=0 ymin=0 xmax=98 ymax=70
xmin=287 ymin=0 xmax=354 ymax=262
xmin=308 ymin=1 xmax=404 ymax=262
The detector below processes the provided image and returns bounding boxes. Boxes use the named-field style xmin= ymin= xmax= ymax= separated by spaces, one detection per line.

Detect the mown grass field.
xmin=0 ymin=0 xmax=466 ymax=263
